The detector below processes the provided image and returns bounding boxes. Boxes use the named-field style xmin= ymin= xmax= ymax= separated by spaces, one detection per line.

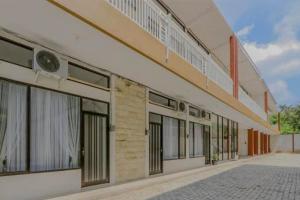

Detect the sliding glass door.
xmin=81 ymin=99 xmax=109 ymax=187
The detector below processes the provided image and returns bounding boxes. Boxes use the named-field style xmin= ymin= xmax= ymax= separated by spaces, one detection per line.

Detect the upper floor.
xmin=102 ymin=0 xmax=278 ymax=122
xmin=0 ymin=0 xmax=279 ymax=133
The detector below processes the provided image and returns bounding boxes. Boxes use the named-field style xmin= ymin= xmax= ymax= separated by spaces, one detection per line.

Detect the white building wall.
xmin=0 ymin=170 xmax=81 ymax=200
xmin=239 ymin=129 xmax=248 ymax=156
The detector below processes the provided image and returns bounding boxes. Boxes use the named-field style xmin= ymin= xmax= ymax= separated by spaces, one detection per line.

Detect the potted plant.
xmin=212 ymin=154 xmax=218 ymax=165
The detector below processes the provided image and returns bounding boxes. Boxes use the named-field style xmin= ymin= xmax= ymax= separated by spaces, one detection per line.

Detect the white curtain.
xmin=194 ymin=124 xmax=203 ymax=156
xmin=30 ymin=88 xmax=80 ymax=171
xmin=0 ymin=80 xmax=27 ymax=173
xmin=163 ymin=117 xmax=178 ymax=159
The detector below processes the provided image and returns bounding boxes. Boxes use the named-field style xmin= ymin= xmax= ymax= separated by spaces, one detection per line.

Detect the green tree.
xmin=277 ymin=104 xmax=300 ymax=134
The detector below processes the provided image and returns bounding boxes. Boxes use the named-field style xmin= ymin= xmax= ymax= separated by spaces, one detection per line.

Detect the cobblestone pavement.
xmin=149 ymin=164 xmax=300 ymax=200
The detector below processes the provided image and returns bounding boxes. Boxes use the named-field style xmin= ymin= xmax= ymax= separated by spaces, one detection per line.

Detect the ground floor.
xmin=49 ymin=153 xmax=300 ymax=200
xmin=0 ymin=30 xmax=273 ymax=200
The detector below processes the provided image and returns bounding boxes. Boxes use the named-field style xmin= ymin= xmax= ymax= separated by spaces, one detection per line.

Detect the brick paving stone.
xmin=149 ymin=165 xmax=300 ymax=200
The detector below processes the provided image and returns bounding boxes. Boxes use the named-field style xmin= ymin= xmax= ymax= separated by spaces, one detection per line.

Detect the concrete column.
xmin=248 ymin=129 xmax=254 ymax=156
xmin=230 ymin=35 xmax=239 ymax=98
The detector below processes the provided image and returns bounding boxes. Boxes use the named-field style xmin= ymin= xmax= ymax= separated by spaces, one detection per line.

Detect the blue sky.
xmin=214 ymin=0 xmax=300 ymax=106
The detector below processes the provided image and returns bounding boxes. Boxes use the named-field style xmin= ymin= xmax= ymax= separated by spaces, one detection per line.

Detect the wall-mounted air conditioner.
xmin=178 ymin=101 xmax=187 ymax=113
xmin=33 ymin=47 xmax=68 ymax=80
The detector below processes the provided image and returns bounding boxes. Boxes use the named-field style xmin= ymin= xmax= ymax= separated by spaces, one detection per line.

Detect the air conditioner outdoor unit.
xmin=33 ymin=48 xmax=68 ymax=80
xmin=178 ymin=101 xmax=186 ymax=113
xmin=201 ymin=110 xmax=207 ymax=118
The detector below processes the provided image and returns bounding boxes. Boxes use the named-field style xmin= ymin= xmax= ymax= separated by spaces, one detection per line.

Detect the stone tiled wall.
xmin=114 ymin=77 xmax=146 ymax=183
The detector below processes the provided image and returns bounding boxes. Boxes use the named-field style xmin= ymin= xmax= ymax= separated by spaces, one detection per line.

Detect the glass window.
xmin=82 ymin=98 xmax=108 ymax=115
xmin=218 ymin=116 xmax=223 ymax=160
xmin=189 ymin=106 xmax=200 ymax=117
xmin=149 ymin=113 xmax=162 ymax=124
xmin=68 ymin=63 xmax=110 ymax=88
xmin=189 ymin=122 xmax=204 ymax=157
xmin=211 ymin=114 xmax=218 ymax=159
xmin=0 ymin=80 xmax=28 ymax=173
xmin=179 ymin=120 xmax=186 ymax=158
xmin=163 ymin=117 xmax=178 ymax=160
xmin=149 ymin=92 xmax=177 ymax=110
xmin=30 ymin=87 xmax=81 ymax=171
xmin=223 ymin=118 xmax=229 ymax=160
xmin=0 ymin=38 xmax=33 ymax=68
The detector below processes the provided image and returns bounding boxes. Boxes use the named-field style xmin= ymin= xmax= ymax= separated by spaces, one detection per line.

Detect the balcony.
xmin=239 ymin=87 xmax=267 ymax=121
xmin=107 ymin=0 xmax=267 ymax=120
xmin=107 ymin=0 xmax=233 ymax=95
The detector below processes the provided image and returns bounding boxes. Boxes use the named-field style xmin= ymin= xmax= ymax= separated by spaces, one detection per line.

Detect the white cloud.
xmin=269 ymin=80 xmax=295 ymax=104
xmin=237 ymin=24 xmax=254 ymax=37
xmin=272 ymin=60 xmax=300 ymax=77
xmin=239 ymin=2 xmax=300 ymax=105
xmin=243 ymin=41 xmax=300 ymax=63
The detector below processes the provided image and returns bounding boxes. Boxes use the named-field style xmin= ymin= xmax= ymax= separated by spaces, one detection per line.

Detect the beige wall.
xmin=114 ymin=77 xmax=146 ymax=183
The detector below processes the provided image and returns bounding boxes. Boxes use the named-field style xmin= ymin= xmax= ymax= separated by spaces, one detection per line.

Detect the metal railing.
xmin=239 ymin=87 xmax=267 ymax=120
xmin=107 ymin=0 xmax=233 ymax=95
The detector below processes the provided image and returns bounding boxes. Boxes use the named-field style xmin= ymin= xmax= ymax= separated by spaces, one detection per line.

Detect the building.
xmin=0 ymin=0 xmax=279 ymax=200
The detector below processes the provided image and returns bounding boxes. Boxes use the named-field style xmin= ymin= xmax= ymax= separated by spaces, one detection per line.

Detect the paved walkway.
xmin=150 ymin=165 xmax=300 ymax=200
xmin=49 ymin=154 xmax=300 ymax=200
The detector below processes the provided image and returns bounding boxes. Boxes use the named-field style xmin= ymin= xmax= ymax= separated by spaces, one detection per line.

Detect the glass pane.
xmin=83 ymin=114 xmax=108 ymax=184
xmin=149 ymin=92 xmax=169 ymax=106
xmin=179 ymin=120 xmax=185 ymax=158
xmin=69 ymin=63 xmax=109 ymax=88
xmin=82 ymin=98 xmax=108 ymax=115
xmin=149 ymin=92 xmax=176 ymax=109
xmin=0 ymin=80 xmax=28 ymax=173
xmin=163 ymin=116 xmax=178 ymax=160
xmin=211 ymin=114 xmax=218 ymax=159
xmin=194 ymin=123 xmax=203 ymax=156
xmin=149 ymin=113 xmax=162 ymax=124
xmin=30 ymin=87 xmax=80 ymax=171
xmin=218 ymin=116 xmax=223 ymax=160
xmin=0 ymin=39 xmax=33 ymax=68
xmin=223 ymin=118 xmax=229 ymax=160
xmin=189 ymin=122 xmax=194 ymax=157
xmin=189 ymin=106 xmax=200 ymax=117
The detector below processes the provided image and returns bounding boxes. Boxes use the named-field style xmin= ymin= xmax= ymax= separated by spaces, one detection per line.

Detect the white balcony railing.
xmin=239 ymin=87 xmax=267 ymax=120
xmin=107 ymin=0 xmax=233 ymax=95
xmin=108 ymin=0 xmax=268 ymax=121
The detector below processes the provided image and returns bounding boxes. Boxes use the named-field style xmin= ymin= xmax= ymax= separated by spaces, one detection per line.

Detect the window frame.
xmin=189 ymin=122 xmax=205 ymax=158
xmin=68 ymin=62 xmax=110 ymax=90
xmin=0 ymin=77 xmax=110 ymax=177
xmin=149 ymin=92 xmax=177 ymax=110
xmin=150 ymin=112 xmax=186 ymax=161
xmin=0 ymin=36 xmax=33 ymax=69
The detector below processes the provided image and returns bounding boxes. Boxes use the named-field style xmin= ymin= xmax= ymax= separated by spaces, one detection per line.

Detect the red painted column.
xmin=260 ymin=132 xmax=264 ymax=154
xmin=264 ymin=134 xmax=268 ymax=153
xmin=268 ymin=135 xmax=271 ymax=153
xmin=248 ymin=129 xmax=254 ymax=156
xmin=254 ymin=131 xmax=259 ymax=155
xmin=264 ymin=91 xmax=268 ymax=113
xmin=230 ymin=35 xmax=239 ymax=98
